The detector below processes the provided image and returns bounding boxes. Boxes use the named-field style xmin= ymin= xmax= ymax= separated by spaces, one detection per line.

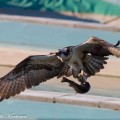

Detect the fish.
xmin=61 ymin=77 xmax=90 ymax=93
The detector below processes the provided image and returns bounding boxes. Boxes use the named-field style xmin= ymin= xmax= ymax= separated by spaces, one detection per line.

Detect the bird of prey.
xmin=0 ymin=36 xmax=120 ymax=101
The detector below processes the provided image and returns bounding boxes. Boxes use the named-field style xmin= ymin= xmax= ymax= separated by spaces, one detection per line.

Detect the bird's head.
xmin=56 ymin=47 xmax=73 ymax=61
xmin=60 ymin=47 xmax=71 ymax=56
xmin=56 ymin=47 xmax=71 ymax=57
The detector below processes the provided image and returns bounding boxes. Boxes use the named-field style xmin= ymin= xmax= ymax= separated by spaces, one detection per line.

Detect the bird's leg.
xmin=75 ymin=57 xmax=88 ymax=83
xmin=68 ymin=50 xmax=88 ymax=83
xmin=69 ymin=63 xmax=87 ymax=84
xmin=72 ymin=67 xmax=87 ymax=84
xmin=77 ymin=72 xmax=88 ymax=84
xmin=71 ymin=64 xmax=80 ymax=78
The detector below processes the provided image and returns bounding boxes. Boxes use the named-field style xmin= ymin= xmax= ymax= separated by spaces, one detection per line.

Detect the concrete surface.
xmin=1 ymin=99 xmax=120 ymax=119
xmin=14 ymin=90 xmax=120 ymax=111
xmin=0 ymin=18 xmax=120 ymax=50
xmin=0 ymin=14 xmax=120 ymax=31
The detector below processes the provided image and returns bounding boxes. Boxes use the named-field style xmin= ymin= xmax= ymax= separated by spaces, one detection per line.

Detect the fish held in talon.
xmin=0 ymin=36 xmax=120 ymax=101
xmin=61 ymin=77 xmax=90 ymax=93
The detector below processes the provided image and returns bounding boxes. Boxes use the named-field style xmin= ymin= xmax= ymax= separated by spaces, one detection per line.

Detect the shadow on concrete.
xmin=0 ymin=7 xmax=99 ymax=23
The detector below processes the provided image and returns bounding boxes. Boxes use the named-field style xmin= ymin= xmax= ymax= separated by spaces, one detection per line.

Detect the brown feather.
xmin=0 ymin=54 xmax=64 ymax=101
xmin=4 ymin=81 xmax=13 ymax=99
xmin=7 ymin=80 xmax=16 ymax=98
xmin=83 ymin=55 xmax=107 ymax=77
xmin=79 ymin=37 xmax=120 ymax=57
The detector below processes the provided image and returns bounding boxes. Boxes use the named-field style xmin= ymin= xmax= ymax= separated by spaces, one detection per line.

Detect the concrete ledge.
xmin=15 ymin=90 xmax=120 ymax=111
xmin=0 ymin=14 xmax=120 ymax=31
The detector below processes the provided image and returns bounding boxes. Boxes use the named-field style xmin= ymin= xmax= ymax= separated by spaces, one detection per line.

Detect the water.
xmin=0 ymin=20 xmax=120 ymax=50
xmin=0 ymin=99 xmax=120 ymax=119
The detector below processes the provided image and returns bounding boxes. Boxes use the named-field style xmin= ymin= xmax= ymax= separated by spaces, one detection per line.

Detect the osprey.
xmin=0 ymin=36 xmax=120 ymax=101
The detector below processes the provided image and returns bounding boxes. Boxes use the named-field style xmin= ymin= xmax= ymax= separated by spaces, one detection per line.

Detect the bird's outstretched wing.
xmin=79 ymin=36 xmax=120 ymax=57
xmin=75 ymin=37 xmax=120 ymax=77
xmin=0 ymin=54 xmax=65 ymax=101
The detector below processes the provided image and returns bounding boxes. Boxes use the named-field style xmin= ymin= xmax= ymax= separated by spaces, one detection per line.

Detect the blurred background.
xmin=0 ymin=0 xmax=120 ymax=119
xmin=0 ymin=0 xmax=120 ymax=25
xmin=0 ymin=0 xmax=120 ymax=97
xmin=0 ymin=0 xmax=120 ymax=96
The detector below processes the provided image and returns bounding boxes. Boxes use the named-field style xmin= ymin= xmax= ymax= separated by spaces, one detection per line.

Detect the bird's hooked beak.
xmin=56 ymin=47 xmax=71 ymax=57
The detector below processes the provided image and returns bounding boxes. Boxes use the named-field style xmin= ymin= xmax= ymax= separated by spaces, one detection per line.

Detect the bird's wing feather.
xmin=83 ymin=55 xmax=108 ymax=77
xmin=79 ymin=37 xmax=120 ymax=57
xmin=0 ymin=54 xmax=64 ymax=101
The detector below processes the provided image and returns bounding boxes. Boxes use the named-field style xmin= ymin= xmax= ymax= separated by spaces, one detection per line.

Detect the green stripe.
xmin=0 ymin=0 xmax=120 ymax=16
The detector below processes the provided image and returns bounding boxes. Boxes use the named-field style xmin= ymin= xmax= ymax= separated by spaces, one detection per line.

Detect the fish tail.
xmin=61 ymin=77 xmax=71 ymax=83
